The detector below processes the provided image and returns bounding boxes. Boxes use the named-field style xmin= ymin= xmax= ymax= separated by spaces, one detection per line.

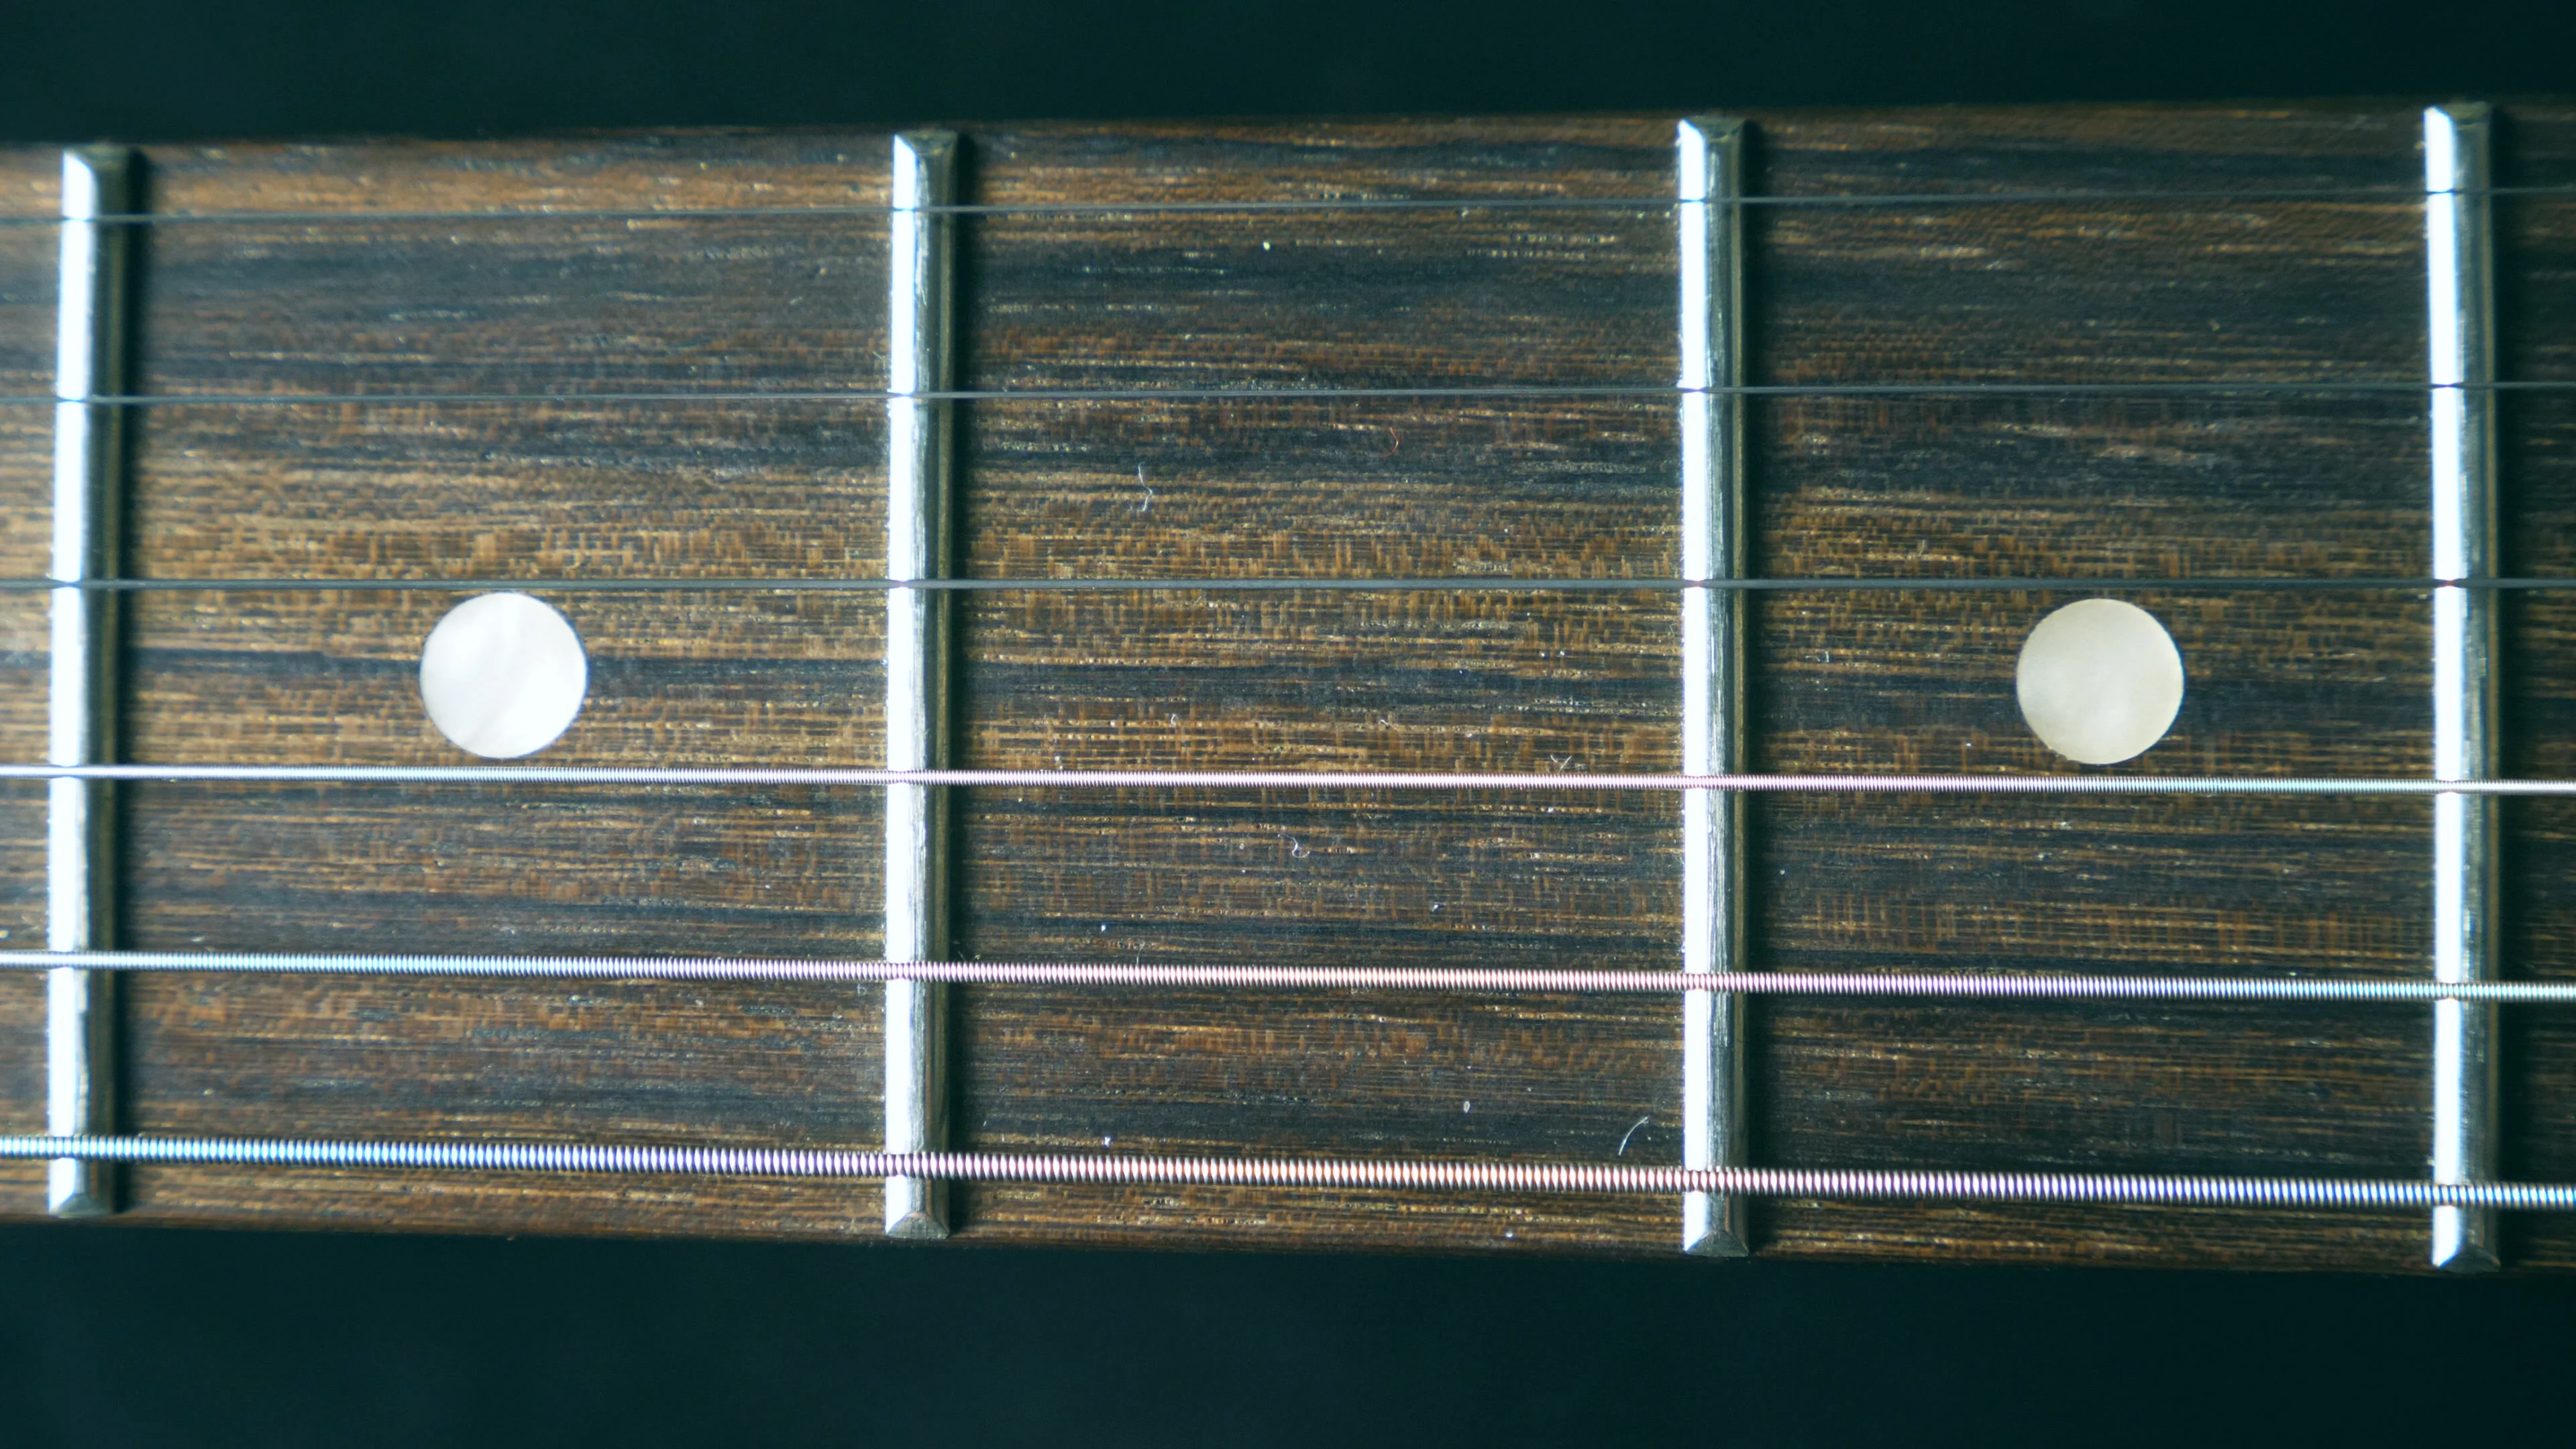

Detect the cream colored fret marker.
xmin=2015 ymin=600 xmax=2185 ymax=766
xmin=417 ymin=593 xmax=590 ymax=759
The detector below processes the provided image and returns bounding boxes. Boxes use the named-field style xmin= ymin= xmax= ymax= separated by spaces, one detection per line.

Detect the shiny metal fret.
xmin=1678 ymin=116 xmax=1750 ymax=1258
xmin=46 ymin=147 xmax=136 ymax=1220
xmin=884 ymin=131 xmax=960 ymax=1240
xmin=2426 ymin=103 xmax=2502 ymax=1274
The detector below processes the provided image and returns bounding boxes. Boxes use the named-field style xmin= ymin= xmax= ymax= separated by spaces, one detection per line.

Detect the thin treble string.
xmin=11 ymin=949 xmax=2576 ymax=1002
xmin=0 ymin=180 xmax=2563 ymax=223
xmin=0 ymin=380 xmax=2568 ymax=408
xmin=3 ymin=576 xmax=2573 ymax=595
xmin=1 ymin=765 xmax=2571 ymax=794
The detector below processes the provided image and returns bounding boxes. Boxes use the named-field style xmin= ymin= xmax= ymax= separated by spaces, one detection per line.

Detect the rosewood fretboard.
xmin=3 ymin=101 xmax=2574 ymax=1269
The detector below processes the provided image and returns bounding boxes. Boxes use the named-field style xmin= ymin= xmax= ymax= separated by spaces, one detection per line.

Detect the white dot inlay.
xmin=2015 ymin=598 xmax=2185 ymax=766
xmin=417 ymin=592 xmax=588 ymax=759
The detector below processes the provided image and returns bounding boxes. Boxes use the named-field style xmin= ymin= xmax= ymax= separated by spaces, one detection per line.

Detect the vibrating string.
xmin=0 ymin=178 xmax=2563 ymax=223
xmin=0 ymin=765 xmax=2571 ymax=793
xmin=6 ymin=1134 xmax=2576 ymax=1212
xmin=1 ymin=380 xmax=2570 ymax=407
xmin=3 ymin=576 xmax=2575 ymax=594
xmin=7 ymin=950 xmax=2576 ymax=1002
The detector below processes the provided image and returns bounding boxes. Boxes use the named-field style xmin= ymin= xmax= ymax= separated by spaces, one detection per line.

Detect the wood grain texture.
xmin=0 ymin=102 xmax=2570 ymax=1265
xmin=136 ymin=219 xmax=888 ymax=398
xmin=2498 ymin=111 xmax=2576 ymax=1268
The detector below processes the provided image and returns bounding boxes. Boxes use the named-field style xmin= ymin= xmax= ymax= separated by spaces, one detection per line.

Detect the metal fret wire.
xmin=879 ymin=129 xmax=958 ymax=1238
xmin=5 ymin=1134 xmax=2575 ymax=1211
xmin=2426 ymin=102 xmax=2504 ymax=1269
xmin=9 ymin=949 xmax=2576 ymax=1001
xmin=1 ymin=764 xmax=2572 ymax=794
xmin=44 ymin=146 xmax=129 ymax=1221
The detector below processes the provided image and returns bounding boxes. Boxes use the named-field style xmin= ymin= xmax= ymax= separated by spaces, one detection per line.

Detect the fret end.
xmin=884 ymin=1190 xmax=953 ymax=1242
xmin=45 ymin=1159 xmax=117 ymax=1220
xmin=1682 ymin=1191 xmax=1750 ymax=1258
xmin=2431 ymin=1206 xmax=2500 ymax=1274
xmin=1677 ymin=115 xmax=1745 ymax=148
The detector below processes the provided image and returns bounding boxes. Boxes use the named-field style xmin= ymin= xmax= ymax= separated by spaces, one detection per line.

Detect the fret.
xmin=1 ymin=103 xmax=2574 ymax=1266
xmin=42 ymin=147 xmax=133 ymax=1219
xmin=883 ymin=131 xmax=958 ymax=1239
xmin=2425 ymin=102 xmax=2503 ymax=1273
xmin=1676 ymin=116 xmax=1749 ymax=1257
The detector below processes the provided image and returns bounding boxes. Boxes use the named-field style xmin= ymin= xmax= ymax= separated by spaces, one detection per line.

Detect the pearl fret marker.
xmin=418 ymin=593 xmax=588 ymax=759
xmin=2015 ymin=598 xmax=2184 ymax=765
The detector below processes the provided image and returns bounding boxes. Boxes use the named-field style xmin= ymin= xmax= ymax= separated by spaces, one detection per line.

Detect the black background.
xmin=5 ymin=2 xmax=2576 ymax=1442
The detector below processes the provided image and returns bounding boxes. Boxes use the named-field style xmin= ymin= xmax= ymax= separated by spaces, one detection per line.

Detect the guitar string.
xmin=6 ymin=1133 xmax=2575 ymax=1211
xmin=6 ymin=374 xmax=2551 ymax=597
xmin=3 ymin=765 xmax=2570 ymax=794
xmin=0 ymin=180 xmax=2565 ymax=223
xmin=3 ymin=576 xmax=2570 ymax=594
xmin=11 ymin=950 xmax=2576 ymax=1002
xmin=0 ymin=231 xmax=2536 ymax=816
xmin=5 ymin=380 xmax=2571 ymax=407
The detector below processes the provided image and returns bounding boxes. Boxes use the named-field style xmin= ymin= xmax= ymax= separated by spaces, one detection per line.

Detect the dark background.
xmin=6 ymin=1 xmax=2576 ymax=1442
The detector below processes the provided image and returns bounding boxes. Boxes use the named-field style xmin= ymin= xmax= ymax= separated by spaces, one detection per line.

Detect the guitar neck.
xmin=1 ymin=101 xmax=2573 ymax=1269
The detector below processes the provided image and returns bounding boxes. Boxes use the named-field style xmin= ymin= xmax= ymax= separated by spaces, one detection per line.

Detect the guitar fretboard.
xmin=1 ymin=103 xmax=2573 ymax=1269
